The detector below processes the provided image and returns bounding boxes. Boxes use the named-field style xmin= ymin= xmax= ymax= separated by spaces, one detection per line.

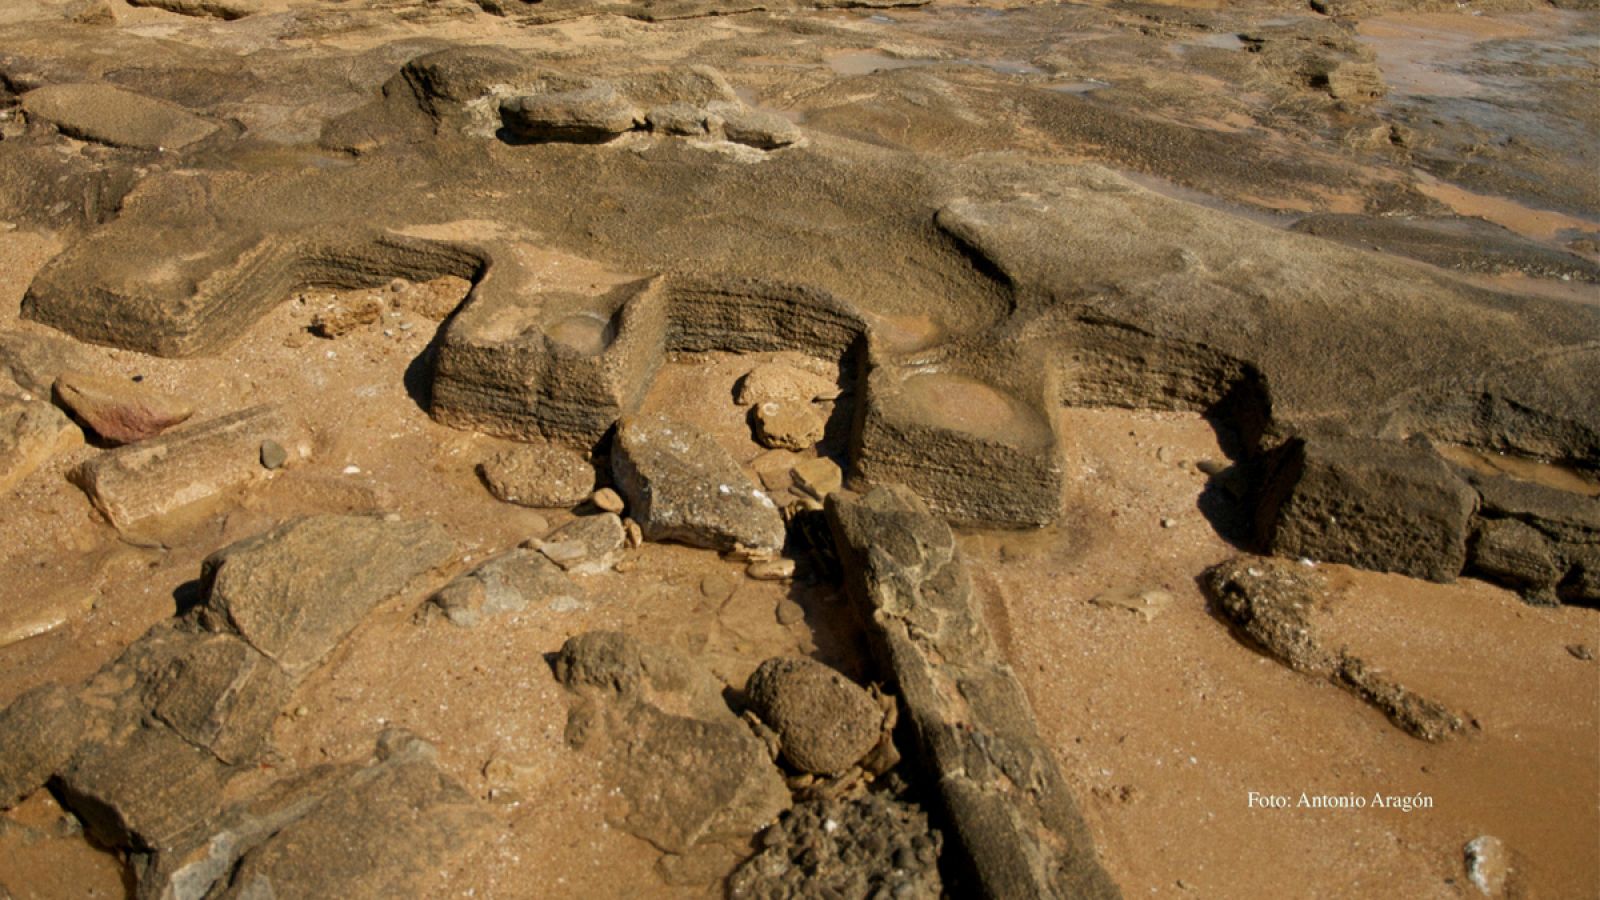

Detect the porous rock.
xmin=745 ymin=656 xmax=883 ymax=776
xmin=729 ymin=791 xmax=943 ymax=899
xmin=479 ymin=441 xmax=596 ymax=507
xmin=1256 ymin=436 xmax=1478 ymax=583
xmin=199 ymin=514 xmax=454 ymax=673
xmin=53 ymin=370 xmax=193 ymax=444
xmin=612 ymin=413 xmax=785 ymax=553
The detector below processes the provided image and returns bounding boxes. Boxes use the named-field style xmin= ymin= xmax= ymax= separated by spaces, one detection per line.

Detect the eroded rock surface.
xmin=1203 ymin=555 xmax=1470 ymax=742
xmin=827 ymin=485 xmax=1120 ymax=899
xmin=554 ymin=631 xmax=790 ymax=856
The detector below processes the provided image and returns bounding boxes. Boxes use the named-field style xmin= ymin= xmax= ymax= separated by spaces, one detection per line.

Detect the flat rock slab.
xmin=54 ymin=370 xmax=193 ymax=445
xmin=612 ymin=413 xmax=785 ymax=554
xmin=0 ymin=397 xmax=81 ymax=493
xmin=827 ymin=485 xmax=1119 ymax=900
xmin=69 ymin=405 xmax=299 ymax=531
xmin=199 ymin=514 xmax=454 ymax=673
xmin=148 ymin=632 xmax=292 ymax=765
xmin=217 ymin=732 xmax=492 ymax=898
xmin=500 ymin=84 xmax=641 ymax=143
xmin=555 ymin=631 xmax=789 ymax=854
xmin=21 ymin=83 xmax=219 ymax=151
xmin=429 ymin=547 xmax=579 ymax=627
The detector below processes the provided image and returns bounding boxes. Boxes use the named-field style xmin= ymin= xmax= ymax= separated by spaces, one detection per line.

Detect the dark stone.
xmin=745 ymin=656 xmax=883 ymax=776
xmin=826 ymin=485 xmax=1120 ymax=899
xmin=199 ymin=514 xmax=454 ymax=673
xmin=1257 ymin=436 xmax=1477 ymax=582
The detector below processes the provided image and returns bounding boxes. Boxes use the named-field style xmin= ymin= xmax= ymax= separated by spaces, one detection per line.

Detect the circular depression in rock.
xmin=898 ymin=372 xmax=1051 ymax=447
xmin=544 ymin=313 xmax=615 ymax=355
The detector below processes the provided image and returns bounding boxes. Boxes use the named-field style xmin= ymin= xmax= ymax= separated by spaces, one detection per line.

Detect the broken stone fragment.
xmin=1256 ymin=436 xmax=1478 ymax=583
xmin=69 ymin=405 xmax=298 ymax=530
xmin=711 ymin=105 xmax=802 ymax=150
xmin=55 ymin=724 xmax=234 ymax=852
xmin=53 ymin=370 xmax=193 ymax=444
xmin=478 ymin=441 xmax=597 ymax=508
xmin=746 ymin=558 xmax=795 ymax=582
xmin=1202 ymin=555 xmax=1469 ymax=742
xmin=612 ymin=413 xmax=786 ymax=553
xmin=752 ymin=400 xmax=825 ymax=451
xmin=20 ymin=83 xmax=219 ymax=150
xmin=429 ymin=548 xmax=578 ymax=627
xmin=216 ymin=731 xmax=492 ymax=899
xmin=0 ymin=397 xmax=82 ymax=493
xmin=1090 ymin=586 xmax=1175 ymax=623
xmin=736 ymin=362 xmax=840 ymax=407
xmin=500 ymin=84 xmax=641 ymax=143
xmin=199 ymin=514 xmax=454 ymax=674
xmin=553 ymin=631 xmax=789 ymax=855
xmin=591 ymin=486 xmax=625 ymax=514
xmin=744 ymin=656 xmax=884 ymax=777
xmin=789 ymin=456 xmax=843 ymax=501
xmin=538 ymin=513 xmax=627 ymax=575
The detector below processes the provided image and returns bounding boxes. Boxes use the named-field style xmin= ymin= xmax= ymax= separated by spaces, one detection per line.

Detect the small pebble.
xmin=1160 ymin=517 xmax=1176 ymax=529
xmin=591 ymin=487 xmax=625 ymax=514
xmin=1196 ymin=459 xmax=1228 ymax=477
xmin=1567 ymin=643 xmax=1594 ymax=661
xmin=259 ymin=439 xmax=288 ymax=470
xmin=775 ymin=598 xmax=805 ymax=625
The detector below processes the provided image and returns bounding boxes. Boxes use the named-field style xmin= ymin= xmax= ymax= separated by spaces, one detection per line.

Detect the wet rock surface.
xmin=0 ymin=0 xmax=1597 ymax=895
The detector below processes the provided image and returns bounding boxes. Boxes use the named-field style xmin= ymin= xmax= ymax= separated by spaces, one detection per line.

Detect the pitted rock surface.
xmin=745 ymin=656 xmax=884 ymax=776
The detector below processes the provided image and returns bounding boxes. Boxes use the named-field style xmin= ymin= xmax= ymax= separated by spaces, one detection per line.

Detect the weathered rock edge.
xmin=826 ymin=484 xmax=1121 ymax=899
